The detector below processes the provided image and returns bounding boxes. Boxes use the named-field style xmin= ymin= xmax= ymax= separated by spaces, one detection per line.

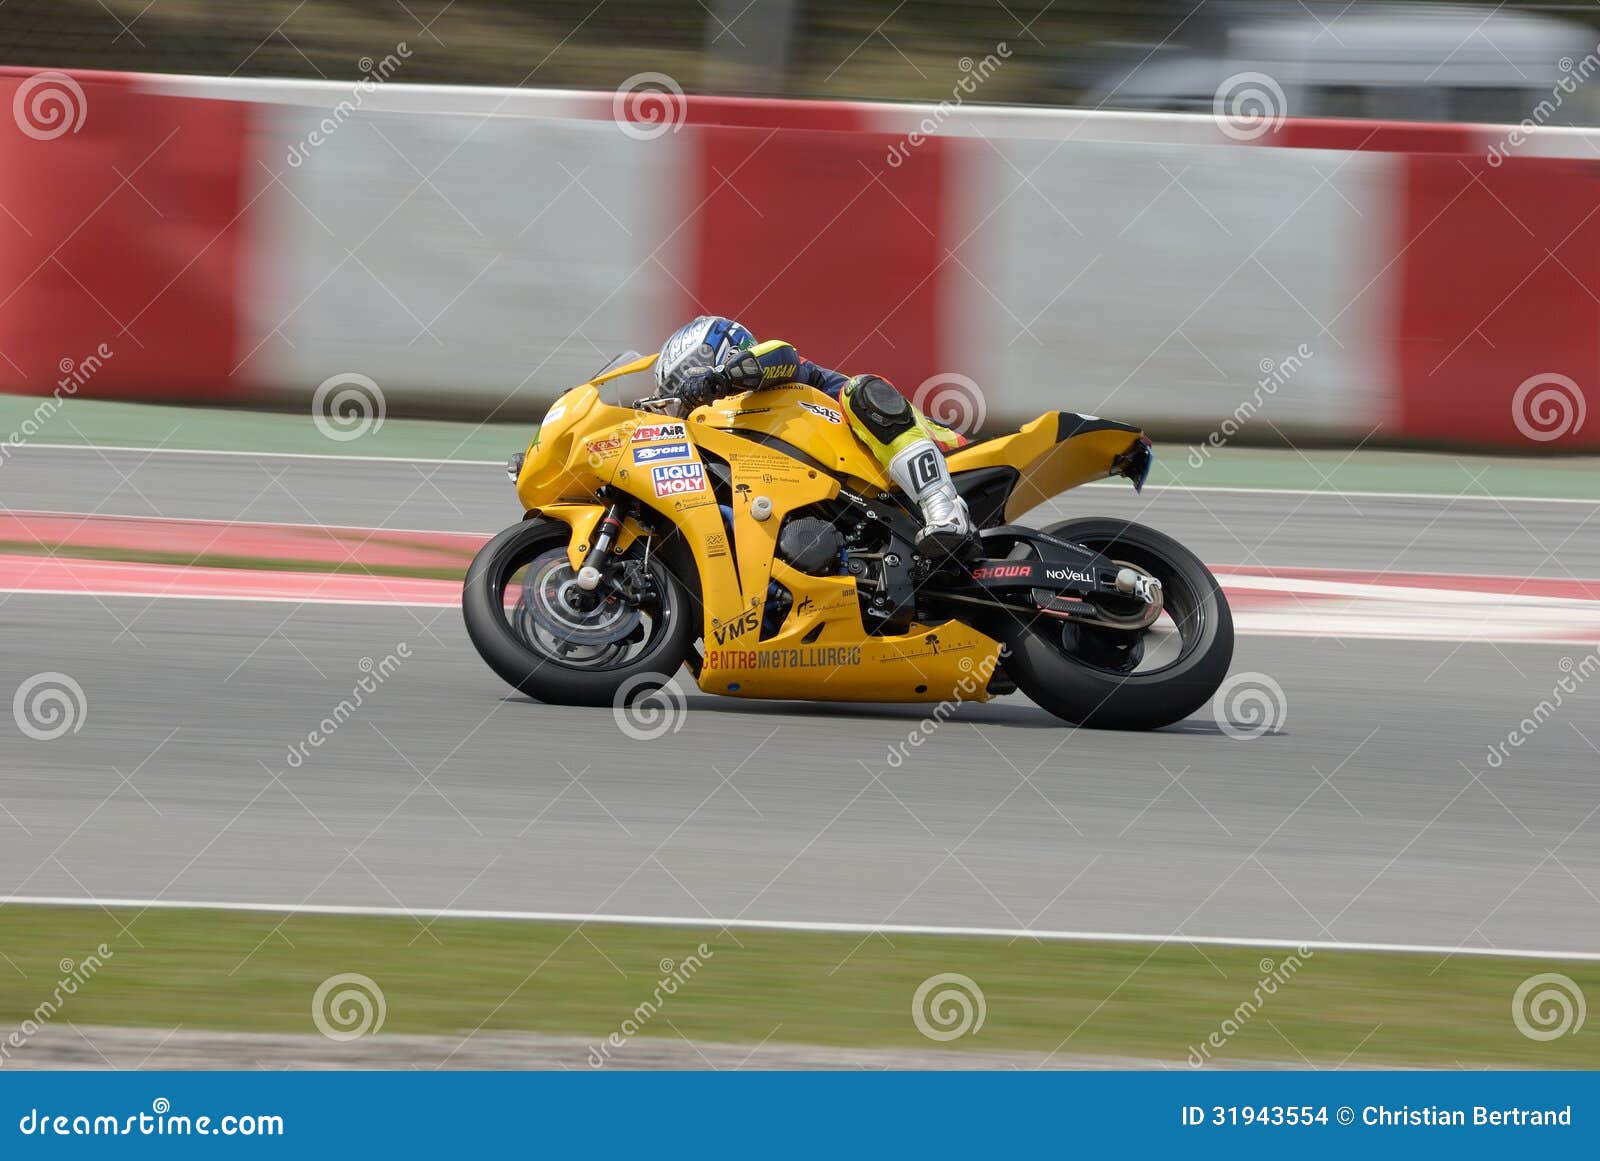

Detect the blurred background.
xmin=3 ymin=0 xmax=1598 ymax=119
xmin=1 ymin=0 xmax=1597 ymax=449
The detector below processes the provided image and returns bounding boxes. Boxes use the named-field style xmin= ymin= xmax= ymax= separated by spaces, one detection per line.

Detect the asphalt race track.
xmin=3 ymin=445 xmax=1599 ymax=954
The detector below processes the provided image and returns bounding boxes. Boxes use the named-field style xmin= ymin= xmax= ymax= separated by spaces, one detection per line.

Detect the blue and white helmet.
xmin=654 ymin=315 xmax=755 ymax=394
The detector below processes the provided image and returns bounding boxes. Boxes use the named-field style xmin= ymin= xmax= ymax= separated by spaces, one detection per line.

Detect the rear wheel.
xmin=993 ymin=517 xmax=1233 ymax=730
xmin=462 ymin=517 xmax=695 ymax=705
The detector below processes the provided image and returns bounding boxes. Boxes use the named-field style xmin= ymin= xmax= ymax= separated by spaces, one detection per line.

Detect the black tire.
xmin=994 ymin=517 xmax=1233 ymax=730
xmin=462 ymin=517 xmax=696 ymax=706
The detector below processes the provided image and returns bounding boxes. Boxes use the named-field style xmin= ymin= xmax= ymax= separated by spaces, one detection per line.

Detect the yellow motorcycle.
xmin=463 ymin=352 xmax=1233 ymax=729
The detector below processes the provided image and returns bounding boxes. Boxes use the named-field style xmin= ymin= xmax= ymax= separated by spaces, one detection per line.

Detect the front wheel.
xmin=994 ymin=517 xmax=1233 ymax=730
xmin=462 ymin=517 xmax=695 ymax=705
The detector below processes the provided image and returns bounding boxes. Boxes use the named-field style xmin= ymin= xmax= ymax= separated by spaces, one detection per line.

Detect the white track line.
xmin=3 ymin=506 xmax=488 ymax=539
xmin=14 ymin=442 xmax=1600 ymax=505
xmin=1096 ymin=482 xmax=1600 ymax=505
xmin=3 ymin=895 xmax=1597 ymax=962
xmin=0 ymin=587 xmax=456 ymax=608
xmin=14 ymin=442 xmax=502 ymax=466
xmin=6 ymin=582 xmax=1594 ymax=645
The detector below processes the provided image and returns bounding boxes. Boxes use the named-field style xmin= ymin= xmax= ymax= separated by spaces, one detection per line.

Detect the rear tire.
xmin=463 ymin=517 xmax=695 ymax=706
xmin=995 ymin=517 xmax=1233 ymax=730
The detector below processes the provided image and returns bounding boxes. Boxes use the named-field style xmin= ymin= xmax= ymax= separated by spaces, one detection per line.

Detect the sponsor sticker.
xmin=1045 ymin=566 xmax=1095 ymax=584
xmin=798 ymin=400 xmax=843 ymax=425
xmin=632 ymin=421 xmax=687 ymax=442
xmin=874 ymin=633 xmax=977 ymax=663
xmin=792 ymin=592 xmax=858 ymax=617
xmin=703 ymin=646 xmax=863 ymax=670
xmin=585 ymin=435 xmax=626 ymax=458
xmin=711 ymin=608 xmax=760 ymax=645
xmin=652 ymin=462 xmax=706 ymax=498
xmin=971 ymin=563 xmax=1034 ymax=580
xmin=633 ymin=440 xmax=691 ymax=465
xmin=705 ymin=531 xmax=729 ymax=558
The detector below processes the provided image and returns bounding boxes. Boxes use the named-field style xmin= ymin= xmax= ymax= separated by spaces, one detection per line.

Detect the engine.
xmin=776 ymin=516 xmax=845 ymax=576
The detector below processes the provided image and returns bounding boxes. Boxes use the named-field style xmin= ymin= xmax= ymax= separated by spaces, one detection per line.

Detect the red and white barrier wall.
xmin=1 ymin=68 xmax=1595 ymax=449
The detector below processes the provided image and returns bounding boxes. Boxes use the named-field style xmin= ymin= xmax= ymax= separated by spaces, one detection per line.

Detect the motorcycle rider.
xmin=653 ymin=315 xmax=978 ymax=558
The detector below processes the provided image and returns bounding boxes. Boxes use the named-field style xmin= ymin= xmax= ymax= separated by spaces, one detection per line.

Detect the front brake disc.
xmin=516 ymin=549 xmax=642 ymax=648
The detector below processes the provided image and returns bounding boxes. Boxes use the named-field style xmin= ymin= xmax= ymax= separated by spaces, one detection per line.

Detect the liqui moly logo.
xmin=651 ymin=462 xmax=706 ymax=497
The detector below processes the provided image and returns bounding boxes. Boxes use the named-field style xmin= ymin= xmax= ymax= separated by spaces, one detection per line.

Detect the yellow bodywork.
xmin=512 ymin=354 xmax=1147 ymax=704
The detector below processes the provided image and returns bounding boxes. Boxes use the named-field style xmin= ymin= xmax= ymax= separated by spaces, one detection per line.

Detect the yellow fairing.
xmin=704 ymin=385 xmax=890 ymax=490
xmin=509 ymin=358 xmax=1140 ymax=705
xmin=945 ymin=413 xmax=1147 ymax=523
xmin=613 ymin=415 xmax=1002 ymax=703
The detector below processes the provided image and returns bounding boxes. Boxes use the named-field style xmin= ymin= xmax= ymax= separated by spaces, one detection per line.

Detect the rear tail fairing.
xmin=945 ymin=412 xmax=1150 ymax=522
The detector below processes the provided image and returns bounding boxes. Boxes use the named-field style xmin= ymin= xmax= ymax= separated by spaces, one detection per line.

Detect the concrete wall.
xmin=1 ymin=67 xmax=1594 ymax=450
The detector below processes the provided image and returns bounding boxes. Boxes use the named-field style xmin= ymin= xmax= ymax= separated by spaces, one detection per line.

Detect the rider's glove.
xmin=673 ymin=368 xmax=728 ymax=409
xmin=675 ymin=349 xmax=764 ymax=409
xmin=717 ymin=350 xmax=765 ymax=392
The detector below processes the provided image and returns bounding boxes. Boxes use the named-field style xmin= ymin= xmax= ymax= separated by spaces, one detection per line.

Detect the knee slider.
xmin=845 ymin=375 xmax=914 ymax=443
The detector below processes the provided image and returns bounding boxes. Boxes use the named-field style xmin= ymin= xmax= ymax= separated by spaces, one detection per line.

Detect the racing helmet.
xmin=654 ymin=315 xmax=754 ymax=395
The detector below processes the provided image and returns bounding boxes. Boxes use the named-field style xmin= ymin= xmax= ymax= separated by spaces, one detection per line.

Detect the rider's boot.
xmin=888 ymin=439 xmax=979 ymax=562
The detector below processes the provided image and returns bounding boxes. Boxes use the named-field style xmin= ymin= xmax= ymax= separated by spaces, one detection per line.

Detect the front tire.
xmin=995 ymin=517 xmax=1233 ymax=730
xmin=463 ymin=517 xmax=695 ymax=706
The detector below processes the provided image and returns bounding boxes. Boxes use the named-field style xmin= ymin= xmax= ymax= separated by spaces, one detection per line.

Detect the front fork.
xmin=574 ymin=503 xmax=627 ymax=592
xmin=566 ymin=499 xmax=658 ymax=612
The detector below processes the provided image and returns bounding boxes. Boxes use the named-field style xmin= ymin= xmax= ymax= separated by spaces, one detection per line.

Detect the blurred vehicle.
xmin=1078 ymin=2 xmax=1599 ymax=125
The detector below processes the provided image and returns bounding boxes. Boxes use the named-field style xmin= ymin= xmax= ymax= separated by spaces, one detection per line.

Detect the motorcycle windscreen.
xmin=591 ymin=350 xmax=645 ymax=378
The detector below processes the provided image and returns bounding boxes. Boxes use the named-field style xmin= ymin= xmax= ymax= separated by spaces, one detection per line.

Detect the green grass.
xmin=7 ymin=394 xmax=1600 ymax=500
xmin=0 ymin=394 xmax=528 ymax=462
xmin=1 ymin=906 xmax=1595 ymax=1066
